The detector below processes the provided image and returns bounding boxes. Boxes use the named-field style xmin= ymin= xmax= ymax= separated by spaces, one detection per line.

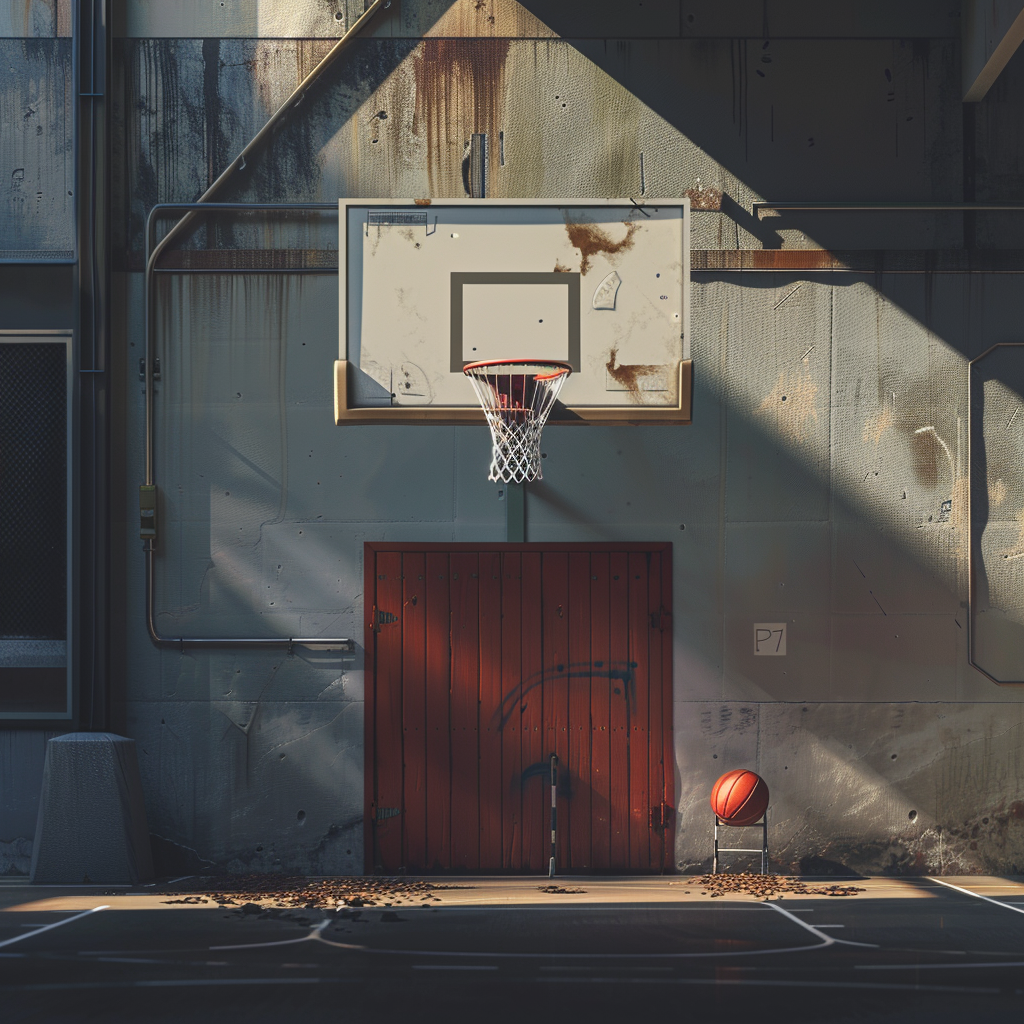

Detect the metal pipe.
xmin=145 ymin=549 xmax=352 ymax=651
xmin=152 ymin=267 xmax=336 ymax=275
xmin=149 ymin=0 xmax=389 ymax=266
xmin=144 ymin=0 xmax=387 ymax=485
xmin=143 ymin=200 xmax=349 ymax=652
xmin=754 ymin=202 xmax=1024 ymax=215
xmin=144 ymin=201 xmax=338 ymax=487
xmin=967 ymin=343 xmax=1024 ymax=685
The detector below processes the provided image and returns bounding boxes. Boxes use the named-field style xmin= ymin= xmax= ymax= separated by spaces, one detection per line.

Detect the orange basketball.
xmin=710 ymin=769 xmax=769 ymax=826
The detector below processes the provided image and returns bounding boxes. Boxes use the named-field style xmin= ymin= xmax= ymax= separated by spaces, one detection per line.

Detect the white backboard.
xmin=336 ymin=199 xmax=691 ymax=424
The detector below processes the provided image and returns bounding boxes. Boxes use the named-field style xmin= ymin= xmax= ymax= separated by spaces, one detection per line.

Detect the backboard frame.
xmin=334 ymin=198 xmax=691 ymax=426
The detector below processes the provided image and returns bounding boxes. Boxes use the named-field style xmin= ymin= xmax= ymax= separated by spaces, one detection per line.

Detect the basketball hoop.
xmin=463 ymin=359 xmax=573 ymax=483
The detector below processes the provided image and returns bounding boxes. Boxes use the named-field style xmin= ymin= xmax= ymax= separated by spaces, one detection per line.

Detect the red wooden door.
xmin=365 ymin=543 xmax=673 ymax=874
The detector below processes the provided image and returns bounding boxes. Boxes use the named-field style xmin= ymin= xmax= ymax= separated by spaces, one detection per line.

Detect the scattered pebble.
xmin=156 ymin=874 xmax=470 ymax=911
xmin=683 ymin=872 xmax=865 ymax=899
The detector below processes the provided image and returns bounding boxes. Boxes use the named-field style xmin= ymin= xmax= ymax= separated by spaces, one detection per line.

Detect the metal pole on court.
xmin=549 ymin=753 xmax=558 ymax=878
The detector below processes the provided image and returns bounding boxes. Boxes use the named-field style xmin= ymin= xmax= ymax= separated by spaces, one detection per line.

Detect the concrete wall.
xmin=5 ymin=0 xmax=1024 ymax=876
xmin=0 ymin=0 xmax=73 ymax=874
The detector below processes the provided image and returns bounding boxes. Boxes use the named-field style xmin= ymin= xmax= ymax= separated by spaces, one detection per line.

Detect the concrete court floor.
xmin=3 ymin=874 xmax=1024 ymax=1023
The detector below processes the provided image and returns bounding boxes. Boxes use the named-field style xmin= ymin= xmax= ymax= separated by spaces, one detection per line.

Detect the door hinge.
xmin=375 ymin=807 xmax=401 ymax=823
xmin=370 ymin=605 xmax=399 ymax=633
xmin=650 ymin=802 xmax=675 ymax=832
xmin=650 ymin=607 xmax=671 ymax=631
xmin=138 ymin=356 xmax=161 ymax=382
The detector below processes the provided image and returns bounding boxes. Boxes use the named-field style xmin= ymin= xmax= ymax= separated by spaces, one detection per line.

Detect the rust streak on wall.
xmin=412 ymin=39 xmax=510 ymax=196
xmin=685 ymin=186 xmax=723 ymax=211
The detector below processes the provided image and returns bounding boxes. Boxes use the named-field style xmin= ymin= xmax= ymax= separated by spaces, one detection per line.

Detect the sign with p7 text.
xmin=754 ymin=623 xmax=787 ymax=655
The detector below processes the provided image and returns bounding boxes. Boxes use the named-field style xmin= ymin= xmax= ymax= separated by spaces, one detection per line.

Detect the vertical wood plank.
xmin=628 ymin=551 xmax=651 ymax=873
xmin=520 ymin=551 xmax=545 ymax=873
xmin=425 ymin=552 xmax=451 ymax=870
xmin=608 ymin=551 xmax=630 ymax=872
xmin=373 ymin=551 xmax=404 ymax=873
xmin=568 ymin=551 xmax=592 ymax=871
xmin=659 ymin=548 xmax=675 ymax=873
xmin=542 ymin=552 xmax=570 ymax=871
xmin=589 ymin=552 xmax=611 ymax=872
xmin=479 ymin=551 xmax=503 ymax=870
xmin=500 ymin=552 xmax=523 ymax=871
xmin=450 ymin=552 xmax=480 ymax=870
xmin=363 ymin=547 xmax=378 ymax=873
xmin=401 ymin=552 xmax=427 ymax=873
xmin=645 ymin=549 xmax=665 ymax=874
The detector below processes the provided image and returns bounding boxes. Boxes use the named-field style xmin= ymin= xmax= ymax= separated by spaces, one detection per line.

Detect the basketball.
xmin=710 ymin=769 xmax=769 ymax=826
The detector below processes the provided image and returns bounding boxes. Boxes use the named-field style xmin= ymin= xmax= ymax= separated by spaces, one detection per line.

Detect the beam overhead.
xmin=963 ymin=0 xmax=1024 ymax=101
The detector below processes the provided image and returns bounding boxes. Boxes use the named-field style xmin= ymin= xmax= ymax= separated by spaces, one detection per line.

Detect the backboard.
xmin=334 ymin=198 xmax=691 ymax=425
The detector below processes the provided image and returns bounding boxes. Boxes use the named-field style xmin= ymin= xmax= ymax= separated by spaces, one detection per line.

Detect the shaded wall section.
xmin=0 ymin=0 xmax=75 ymax=870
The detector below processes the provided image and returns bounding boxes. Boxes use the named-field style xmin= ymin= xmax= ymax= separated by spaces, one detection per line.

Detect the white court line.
xmin=928 ymin=877 xmax=1024 ymax=916
xmin=425 ymin=898 xmax=764 ymax=909
xmin=212 ymin=904 xmax=856 ymax=961
xmin=765 ymin=902 xmax=877 ymax=949
xmin=860 ymin=960 xmax=1024 ymax=971
xmin=211 ymin=919 xmax=364 ymax=952
xmin=0 ymin=906 xmax=108 ymax=949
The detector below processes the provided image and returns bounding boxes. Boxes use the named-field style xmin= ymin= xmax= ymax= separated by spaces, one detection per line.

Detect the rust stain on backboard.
xmin=606 ymin=347 xmax=662 ymax=404
xmin=564 ymin=220 xmax=639 ymax=275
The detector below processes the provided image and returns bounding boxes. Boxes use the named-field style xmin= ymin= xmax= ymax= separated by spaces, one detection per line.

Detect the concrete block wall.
xmin=6 ymin=1 xmax=1024 ymax=875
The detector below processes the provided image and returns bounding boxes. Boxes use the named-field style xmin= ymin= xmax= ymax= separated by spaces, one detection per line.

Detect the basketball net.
xmin=462 ymin=359 xmax=573 ymax=483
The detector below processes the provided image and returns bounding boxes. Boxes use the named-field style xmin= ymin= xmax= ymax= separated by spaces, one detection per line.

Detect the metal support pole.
xmin=548 ymin=753 xmax=558 ymax=878
xmin=506 ymin=483 xmax=525 ymax=542
xmin=712 ymin=815 xmax=769 ymax=875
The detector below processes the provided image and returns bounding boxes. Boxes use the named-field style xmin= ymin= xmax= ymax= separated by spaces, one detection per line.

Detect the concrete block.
xmin=31 ymin=733 xmax=154 ymax=884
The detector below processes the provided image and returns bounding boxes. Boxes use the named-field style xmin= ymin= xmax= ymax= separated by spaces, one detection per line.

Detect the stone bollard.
xmin=30 ymin=733 xmax=154 ymax=884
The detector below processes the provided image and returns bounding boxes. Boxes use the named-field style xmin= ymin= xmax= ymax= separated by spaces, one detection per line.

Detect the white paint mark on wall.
xmin=772 ymin=284 xmax=803 ymax=311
